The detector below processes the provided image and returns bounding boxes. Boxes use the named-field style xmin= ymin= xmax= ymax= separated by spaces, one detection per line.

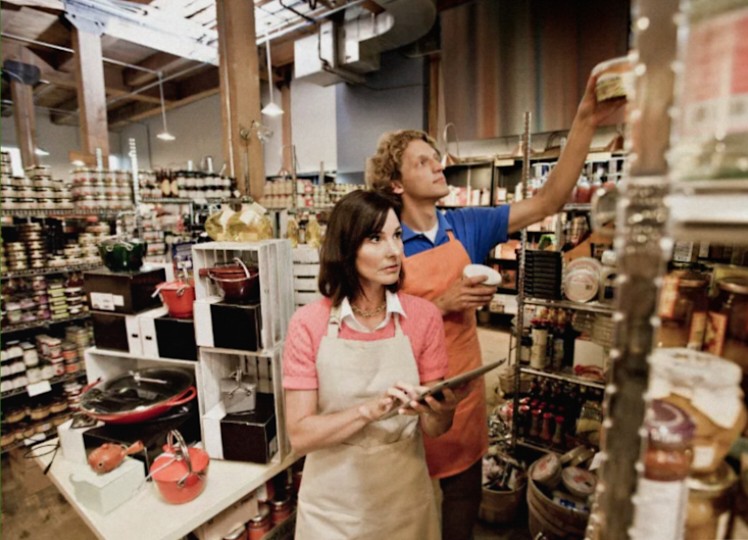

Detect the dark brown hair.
xmin=318 ymin=190 xmax=404 ymax=306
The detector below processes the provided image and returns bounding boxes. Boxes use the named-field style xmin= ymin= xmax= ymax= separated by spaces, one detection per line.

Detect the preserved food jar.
xmin=649 ymin=348 xmax=746 ymax=473
xmin=704 ymin=277 xmax=748 ymax=365
xmin=670 ymin=0 xmax=748 ymax=184
xmin=270 ymin=498 xmax=292 ymax=525
xmin=247 ymin=503 xmax=272 ymax=540
xmin=657 ymin=270 xmax=709 ymax=349
xmin=685 ymin=461 xmax=738 ymax=540
xmin=631 ymin=400 xmax=694 ymax=540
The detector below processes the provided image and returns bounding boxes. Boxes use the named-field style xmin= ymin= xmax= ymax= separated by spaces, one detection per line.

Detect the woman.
xmin=283 ymin=190 xmax=460 ymax=540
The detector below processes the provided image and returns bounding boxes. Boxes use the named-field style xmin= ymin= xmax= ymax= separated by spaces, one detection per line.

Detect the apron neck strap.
xmin=327 ymin=306 xmax=342 ymax=338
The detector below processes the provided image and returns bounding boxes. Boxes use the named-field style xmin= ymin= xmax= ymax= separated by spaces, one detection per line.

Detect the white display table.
xmin=34 ymin=440 xmax=297 ymax=540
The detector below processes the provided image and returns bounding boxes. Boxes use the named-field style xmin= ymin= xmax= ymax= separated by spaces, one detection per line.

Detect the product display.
xmin=3 ymin=3 xmax=747 ymax=539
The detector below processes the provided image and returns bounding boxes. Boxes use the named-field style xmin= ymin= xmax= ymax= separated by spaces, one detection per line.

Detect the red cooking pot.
xmin=79 ymin=368 xmax=196 ymax=424
xmin=199 ymin=257 xmax=260 ymax=302
xmin=151 ymin=430 xmax=209 ymax=504
xmin=154 ymin=279 xmax=195 ymax=318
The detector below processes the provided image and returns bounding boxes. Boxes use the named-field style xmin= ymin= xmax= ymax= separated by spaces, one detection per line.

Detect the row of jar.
xmin=70 ymin=168 xmax=132 ymax=186
xmin=0 ymin=411 xmax=74 ymax=450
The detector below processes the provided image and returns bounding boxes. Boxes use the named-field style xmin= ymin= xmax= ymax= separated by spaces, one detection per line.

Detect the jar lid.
xmin=717 ymin=276 xmax=748 ymax=295
xmin=649 ymin=348 xmax=743 ymax=388
xmin=645 ymin=400 xmax=694 ymax=445
xmin=561 ymin=466 xmax=597 ymax=498
xmin=687 ymin=461 xmax=738 ymax=494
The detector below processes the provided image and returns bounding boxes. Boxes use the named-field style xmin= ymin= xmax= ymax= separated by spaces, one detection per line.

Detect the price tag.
xmin=27 ymin=380 xmax=52 ymax=397
xmin=90 ymin=292 xmax=115 ymax=311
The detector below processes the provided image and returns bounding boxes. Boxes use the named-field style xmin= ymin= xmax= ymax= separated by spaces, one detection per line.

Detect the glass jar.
xmin=649 ymin=348 xmax=746 ymax=474
xmin=270 ymin=498 xmax=293 ymax=526
xmin=631 ymin=400 xmax=694 ymax=540
xmin=670 ymin=0 xmax=748 ymax=183
xmin=657 ymin=270 xmax=709 ymax=349
xmin=247 ymin=503 xmax=272 ymax=540
xmin=704 ymin=277 xmax=748 ymax=364
xmin=686 ymin=461 xmax=738 ymax=540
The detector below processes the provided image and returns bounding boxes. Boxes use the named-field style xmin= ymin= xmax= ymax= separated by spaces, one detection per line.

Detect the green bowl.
xmin=98 ymin=239 xmax=148 ymax=271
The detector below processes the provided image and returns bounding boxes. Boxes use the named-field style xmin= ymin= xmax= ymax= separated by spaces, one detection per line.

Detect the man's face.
xmin=393 ymin=139 xmax=449 ymax=202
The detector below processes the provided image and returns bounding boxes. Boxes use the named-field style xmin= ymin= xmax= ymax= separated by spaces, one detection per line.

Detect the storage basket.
xmin=479 ymin=484 xmax=526 ymax=524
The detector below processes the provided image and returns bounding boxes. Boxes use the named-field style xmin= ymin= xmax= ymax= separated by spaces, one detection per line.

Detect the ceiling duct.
xmin=294 ymin=0 xmax=437 ymax=86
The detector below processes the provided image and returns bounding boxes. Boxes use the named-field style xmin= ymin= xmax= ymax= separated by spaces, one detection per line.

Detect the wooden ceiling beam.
xmin=121 ymin=52 xmax=193 ymax=86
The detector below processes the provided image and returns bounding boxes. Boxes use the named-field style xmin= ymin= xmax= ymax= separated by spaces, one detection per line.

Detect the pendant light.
xmin=156 ymin=73 xmax=175 ymax=141
xmin=261 ymin=41 xmax=284 ymax=117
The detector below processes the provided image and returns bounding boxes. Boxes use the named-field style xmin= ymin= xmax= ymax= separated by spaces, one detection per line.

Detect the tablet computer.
xmin=381 ymin=358 xmax=507 ymax=419
xmin=412 ymin=357 xmax=506 ymax=404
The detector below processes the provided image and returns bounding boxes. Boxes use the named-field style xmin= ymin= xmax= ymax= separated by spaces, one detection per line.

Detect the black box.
xmin=82 ymin=402 xmax=200 ymax=474
xmin=91 ymin=311 xmax=136 ymax=352
xmin=154 ymin=316 xmax=198 ymax=361
xmin=84 ymin=267 xmax=166 ymax=315
xmin=210 ymin=301 xmax=262 ymax=351
xmin=220 ymin=393 xmax=277 ymax=464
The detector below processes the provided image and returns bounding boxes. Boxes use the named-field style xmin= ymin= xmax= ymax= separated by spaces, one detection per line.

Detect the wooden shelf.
xmin=34 ymin=443 xmax=299 ymax=540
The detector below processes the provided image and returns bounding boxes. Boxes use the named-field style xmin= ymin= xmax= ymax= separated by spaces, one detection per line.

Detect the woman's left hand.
xmin=388 ymin=382 xmax=459 ymax=418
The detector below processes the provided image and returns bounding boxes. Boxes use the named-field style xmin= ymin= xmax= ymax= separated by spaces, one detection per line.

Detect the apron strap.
xmin=327 ymin=306 xmax=342 ymax=338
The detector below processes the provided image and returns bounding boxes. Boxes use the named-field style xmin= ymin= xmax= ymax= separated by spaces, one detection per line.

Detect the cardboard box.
xmin=68 ymin=457 xmax=144 ymax=515
xmin=220 ymin=393 xmax=277 ymax=464
xmin=84 ymin=266 xmax=166 ymax=314
xmin=194 ymin=298 xmax=262 ymax=352
xmin=154 ymin=315 xmax=198 ymax=361
xmin=91 ymin=306 xmax=168 ymax=355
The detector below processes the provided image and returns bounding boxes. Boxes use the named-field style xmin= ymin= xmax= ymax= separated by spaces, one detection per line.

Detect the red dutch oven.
xmin=154 ymin=279 xmax=195 ymax=318
xmin=79 ymin=368 xmax=196 ymax=424
xmin=151 ymin=430 xmax=209 ymax=504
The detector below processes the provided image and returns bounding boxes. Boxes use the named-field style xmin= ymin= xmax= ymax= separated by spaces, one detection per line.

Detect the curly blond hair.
xmin=366 ymin=130 xmax=439 ymax=193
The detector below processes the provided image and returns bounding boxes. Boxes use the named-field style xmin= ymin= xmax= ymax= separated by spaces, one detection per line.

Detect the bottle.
xmin=630 ymin=400 xmax=694 ymax=540
xmin=306 ymin=214 xmax=322 ymax=248
xmin=286 ymin=215 xmax=299 ymax=247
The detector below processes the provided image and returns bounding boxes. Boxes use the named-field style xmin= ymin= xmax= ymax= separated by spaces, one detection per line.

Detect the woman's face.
xmin=355 ymin=209 xmax=403 ymax=291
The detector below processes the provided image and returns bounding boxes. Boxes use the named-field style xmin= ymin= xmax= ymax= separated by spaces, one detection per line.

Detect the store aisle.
xmin=0 ymin=326 xmax=527 ymax=540
xmin=1 ymin=448 xmax=95 ymax=540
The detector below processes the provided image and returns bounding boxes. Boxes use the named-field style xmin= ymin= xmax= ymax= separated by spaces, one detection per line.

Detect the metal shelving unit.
xmin=524 ymin=297 xmax=615 ymax=316
xmin=1 ymin=313 xmax=91 ymax=336
xmin=0 ymin=371 xmax=87 ymax=400
xmin=0 ymin=263 xmax=103 ymax=281
xmin=0 ymin=208 xmax=126 ymax=218
xmin=519 ymin=366 xmax=605 ymax=390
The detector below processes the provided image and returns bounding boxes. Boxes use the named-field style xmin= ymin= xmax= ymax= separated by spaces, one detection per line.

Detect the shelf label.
xmin=27 ymin=380 xmax=52 ymax=397
xmin=90 ymin=292 xmax=115 ymax=311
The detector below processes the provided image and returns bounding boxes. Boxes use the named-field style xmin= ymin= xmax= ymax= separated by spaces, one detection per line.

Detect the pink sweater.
xmin=283 ymin=293 xmax=448 ymax=390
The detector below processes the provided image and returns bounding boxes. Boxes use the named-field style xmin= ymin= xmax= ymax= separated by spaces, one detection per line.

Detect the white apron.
xmin=295 ymin=308 xmax=440 ymax=540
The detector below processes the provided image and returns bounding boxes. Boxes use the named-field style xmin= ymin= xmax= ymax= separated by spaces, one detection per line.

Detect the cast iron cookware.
xmin=79 ymin=368 xmax=196 ymax=424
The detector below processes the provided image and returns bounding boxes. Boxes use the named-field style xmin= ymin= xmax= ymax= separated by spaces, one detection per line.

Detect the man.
xmin=366 ymin=73 xmax=624 ymax=539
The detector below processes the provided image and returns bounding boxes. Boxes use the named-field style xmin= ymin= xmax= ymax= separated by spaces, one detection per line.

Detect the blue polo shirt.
xmin=402 ymin=206 xmax=511 ymax=263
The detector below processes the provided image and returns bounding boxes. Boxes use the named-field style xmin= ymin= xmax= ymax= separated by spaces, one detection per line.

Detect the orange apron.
xmin=402 ymin=231 xmax=488 ymax=479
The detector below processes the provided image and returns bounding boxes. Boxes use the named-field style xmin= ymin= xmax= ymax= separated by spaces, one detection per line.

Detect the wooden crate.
xmin=192 ymin=240 xmax=294 ymax=348
xmin=197 ymin=346 xmax=290 ymax=464
xmin=291 ymin=247 xmax=321 ymax=308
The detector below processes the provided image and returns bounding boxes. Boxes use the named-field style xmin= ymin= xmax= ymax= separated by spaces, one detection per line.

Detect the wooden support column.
xmin=71 ymin=27 xmax=109 ymax=162
xmin=9 ymin=72 xmax=38 ymax=170
xmin=427 ymin=55 xmax=440 ymax=140
xmin=216 ymin=0 xmax=264 ymax=199
xmin=281 ymin=83 xmax=293 ymax=172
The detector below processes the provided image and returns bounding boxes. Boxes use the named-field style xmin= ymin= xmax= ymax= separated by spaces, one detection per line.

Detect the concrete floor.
xmin=0 ymin=326 xmax=529 ymax=540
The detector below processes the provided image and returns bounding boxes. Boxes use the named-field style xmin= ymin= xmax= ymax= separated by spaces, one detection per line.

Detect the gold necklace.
xmin=351 ymin=302 xmax=387 ymax=318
